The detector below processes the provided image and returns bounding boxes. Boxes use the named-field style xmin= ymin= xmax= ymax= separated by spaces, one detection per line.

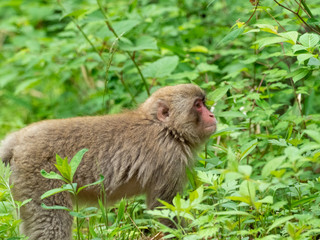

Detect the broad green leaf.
xmin=297 ymin=53 xmax=314 ymax=64
xmin=286 ymin=68 xmax=309 ymax=83
xmin=14 ymin=78 xmax=41 ymax=94
xmin=112 ymin=19 xmax=140 ymax=36
xmin=308 ymin=57 xmax=320 ymax=66
xmin=207 ymin=85 xmax=230 ymax=102
xmin=267 ymin=216 xmax=294 ymax=233
xmin=70 ymin=148 xmax=88 ymax=180
xmin=119 ymin=36 xmax=158 ymax=51
xmin=40 ymin=169 xmax=65 ymax=182
xmin=217 ymin=27 xmax=244 ymax=46
xmin=255 ymin=37 xmax=287 ymax=49
xmin=142 ymin=56 xmax=179 ymax=78
xmin=196 ymin=63 xmax=219 ymax=73
xmin=62 ymin=9 xmax=88 ymax=19
xmin=292 ymin=44 xmax=308 ymax=53
xmin=257 ymin=196 xmax=273 ymax=204
xmin=255 ymin=24 xmax=278 ymax=34
xmin=238 ymin=165 xmax=252 ymax=177
xmin=262 ymin=156 xmax=285 ymax=178
xmin=239 ymin=180 xmax=255 ymax=201
xmin=299 ymin=33 xmax=319 ymax=48
xmin=279 ymin=31 xmax=298 ymax=44
xmin=304 ymin=130 xmax=320 ymax=144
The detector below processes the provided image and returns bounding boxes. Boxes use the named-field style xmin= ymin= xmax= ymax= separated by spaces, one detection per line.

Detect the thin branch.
xmin=97 ymin=0 xmax=150 ymax=96
xmin=245 ymin=0 xmax=260 ymax=25
xmin=273 ymin=0 xmax=320 ymax=35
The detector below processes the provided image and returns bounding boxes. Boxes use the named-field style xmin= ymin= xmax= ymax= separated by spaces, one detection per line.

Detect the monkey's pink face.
xmin=194 ymin=99 xmax=217 ymax=135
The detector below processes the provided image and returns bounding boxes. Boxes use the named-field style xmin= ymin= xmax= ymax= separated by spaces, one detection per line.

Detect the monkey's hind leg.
xmin=13 ymin=174 xmax=73 ymax=240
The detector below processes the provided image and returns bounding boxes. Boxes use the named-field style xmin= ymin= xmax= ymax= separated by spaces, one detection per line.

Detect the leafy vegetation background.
xmin=1 ymin=0 xmax=320 ymax=239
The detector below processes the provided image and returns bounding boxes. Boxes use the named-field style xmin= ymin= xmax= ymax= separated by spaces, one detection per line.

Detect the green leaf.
xmin=62 ymin=9 xmax=88 ymax=19
xmin=119 ymin=36 xmax=158 ymax=51
xmin=40 ymin=169 xmax=66 ymax=182
xmin=112 ymin=19 xmax=140 ymax=36
xmin=238 ymin=165 xmax=252 ymax=177
xmin=286 ymin=68 xmax=310 ymax=83
xmin=279 ymin=31 xmax=298 ymax=44
xmin=297 ymin=53 xmax=314 ymax=64
xmin=255 ymin=37 xmax=287 ymax=49
xmin=41 ymin=203 xmax=70 ymax=211
xmin=77 ymin=175 xmax=104 ymax=193
xmin=226 ymin=196 xmax=251 ymax=205
xmin=267 ymin=216 xmax=294 ymax=233
xmin=142 ymin=56 xmax=179 ymax=78
xmin=308 ymin=57 xmax=320 ymax=66
xmin=217 ymin=27 xmax=244 ymax=46
xmin=304 ymin=130 xmax=320 ymax=144
xmin=214 ymin=210 xmax=251 ymax=216
xmin=239 ymin=139 xmax=258 ymax=162
xmin=196 ymin=63 xmax=219 ymax=73
xmin=70 ymin=148 xmax=88 ymax=180
xmin=257 ymin=196 xmax=273 ymax=204
xmin=207 ymin=85 xmax=230 ymax=103
xmin=299 ymin=33 xmax=319 ymax=48
xmin=116 ymin=199 xmax=126 ymax=224
xmin=239 ymin=180 xmax=256 ymax=201
xmin=40 ymin=184 xmax=73 ymax=199
xmin=262 ymin=156 xmax=285 ymax=178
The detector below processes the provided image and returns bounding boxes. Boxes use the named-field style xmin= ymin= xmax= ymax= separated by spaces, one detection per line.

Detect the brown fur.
xmin=0 ymin=84 xmax=216 ymax=240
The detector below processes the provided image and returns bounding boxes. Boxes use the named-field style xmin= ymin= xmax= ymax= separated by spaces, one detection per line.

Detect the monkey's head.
xmin=140 ymin=84 xmax=216 ymax=145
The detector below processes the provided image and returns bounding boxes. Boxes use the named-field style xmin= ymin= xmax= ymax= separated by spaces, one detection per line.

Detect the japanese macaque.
xmin=0 ymin=84 xmax=216 ymax=240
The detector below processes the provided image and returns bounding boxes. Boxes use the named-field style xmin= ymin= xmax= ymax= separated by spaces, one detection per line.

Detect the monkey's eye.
xmin=194 ymin=99 xmax=203 ymax=110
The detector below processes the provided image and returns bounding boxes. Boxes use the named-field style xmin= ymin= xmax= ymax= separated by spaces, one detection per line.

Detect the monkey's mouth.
xmin=204 ymin=125 xmax=216 ymax=133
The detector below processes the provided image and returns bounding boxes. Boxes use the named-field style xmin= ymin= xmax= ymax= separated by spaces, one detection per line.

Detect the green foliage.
xmin=1 ymin=0 xmax=320 ymax=239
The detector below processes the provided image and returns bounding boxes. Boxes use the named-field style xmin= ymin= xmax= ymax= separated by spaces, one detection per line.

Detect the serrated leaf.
xmin=142 ymin=56 xmax=179 ymax=78
xmin=207 ymin=85 xmax=230 ymax=102
xmin=267 ymin=216 xmax=294 ymax=233
xmin=299 ymin=33 xmax=319 ymax=48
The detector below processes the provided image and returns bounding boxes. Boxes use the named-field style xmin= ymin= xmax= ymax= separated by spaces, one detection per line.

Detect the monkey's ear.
xmin=157 ymin=100 xmax=170 ymax=122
